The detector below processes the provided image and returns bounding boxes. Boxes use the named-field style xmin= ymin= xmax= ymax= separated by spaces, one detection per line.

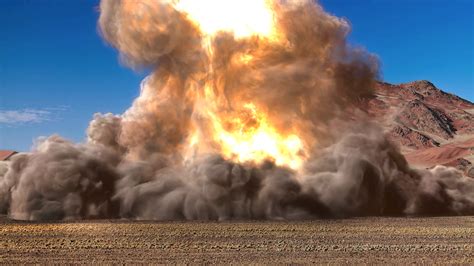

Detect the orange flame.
xmin=174 ymin=0 xmax=306 ymax=169
xmin=208 ymin=103 xmax=304 ymax=169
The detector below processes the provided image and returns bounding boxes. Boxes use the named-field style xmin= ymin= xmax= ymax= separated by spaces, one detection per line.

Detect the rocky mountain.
xmin=363 ymin=80 xmax=474 ymax=176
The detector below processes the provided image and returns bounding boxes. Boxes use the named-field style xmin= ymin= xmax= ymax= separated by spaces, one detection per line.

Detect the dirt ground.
xmin=0 ymin=216 xmax=472 ymax=264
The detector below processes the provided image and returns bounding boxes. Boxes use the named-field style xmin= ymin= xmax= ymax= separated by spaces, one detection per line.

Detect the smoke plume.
xmin=0 ymin=0 xmax=472 ymax=220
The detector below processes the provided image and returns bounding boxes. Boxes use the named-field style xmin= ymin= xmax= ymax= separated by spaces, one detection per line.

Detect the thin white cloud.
xmin=0 ymin=108 xmax=58 ymax=125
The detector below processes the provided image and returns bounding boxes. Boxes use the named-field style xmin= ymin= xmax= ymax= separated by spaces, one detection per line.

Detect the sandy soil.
xmin=0 ymin=216 xmax=472 ymax=264
xmin=405 ymin=137 xmax=474 ymax=168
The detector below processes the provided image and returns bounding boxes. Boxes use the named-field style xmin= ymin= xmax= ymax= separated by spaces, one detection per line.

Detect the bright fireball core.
xmin=175 ymin=0 xmax=275 ymax=38
xmin=174 ymin=0 xmax=305 ymax=169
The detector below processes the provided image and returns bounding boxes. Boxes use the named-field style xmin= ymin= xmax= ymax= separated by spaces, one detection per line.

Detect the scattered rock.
xmin=442 ymin=158 xmax=472 ymax=173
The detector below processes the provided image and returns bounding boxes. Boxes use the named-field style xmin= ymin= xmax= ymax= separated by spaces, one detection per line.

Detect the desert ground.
xmin=0 ymin=216 xmax=472 ymax=264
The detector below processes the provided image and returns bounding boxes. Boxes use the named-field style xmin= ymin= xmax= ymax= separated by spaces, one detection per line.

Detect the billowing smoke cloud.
xmin=0 ymin=0 xmax=472 ymax=220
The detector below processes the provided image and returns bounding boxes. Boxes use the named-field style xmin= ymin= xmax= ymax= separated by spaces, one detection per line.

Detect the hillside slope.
xmin=364 ymin=80 xmax=474 ymax=176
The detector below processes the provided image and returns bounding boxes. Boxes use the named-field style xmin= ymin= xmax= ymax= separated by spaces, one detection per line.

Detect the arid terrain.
xmin=364 ymin=80 xmax=474 ymax=176
xmin=0 ymin=81 xmax=472 ymax=264
xmin=0 ymin=216 xmax=472 ymax=264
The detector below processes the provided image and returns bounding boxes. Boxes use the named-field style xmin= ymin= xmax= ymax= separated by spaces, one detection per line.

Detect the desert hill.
xmin=364 ymin=80 xmax=474 ymax=176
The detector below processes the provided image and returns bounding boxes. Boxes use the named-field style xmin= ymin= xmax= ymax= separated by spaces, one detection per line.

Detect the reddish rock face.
xmin=389 ymin=124 xmax=439 ymax=149
xmin=363 ymin=80 xmax=474 ymax=171
xmin=396 ymin=99 xmax=455 ymax=140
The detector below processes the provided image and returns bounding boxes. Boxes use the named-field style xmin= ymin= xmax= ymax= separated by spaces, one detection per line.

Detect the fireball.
xmin=175 ymin=0 xmax=276 ymax=38
xmin=172 ymin=0 xmax=306 ymax=169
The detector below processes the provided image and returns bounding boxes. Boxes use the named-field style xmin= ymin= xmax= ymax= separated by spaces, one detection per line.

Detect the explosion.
xmin=0 ymin=0 xmax=473 ymax=221
xmin=124 ymin=0 xmax=308 ymax=169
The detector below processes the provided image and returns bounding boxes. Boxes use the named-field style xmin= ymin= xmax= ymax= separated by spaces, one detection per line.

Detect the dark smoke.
xmin=0 ymin=0 xmax=472 ymax=220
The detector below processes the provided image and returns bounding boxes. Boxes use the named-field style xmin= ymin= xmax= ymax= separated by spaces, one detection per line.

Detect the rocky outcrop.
xmin=396 ymin=99 xmax=455 ymax=139
xmin=389 ymin=124 xmax=439 ymax=149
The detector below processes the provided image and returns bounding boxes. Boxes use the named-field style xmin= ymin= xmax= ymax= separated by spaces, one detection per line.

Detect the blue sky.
xmin=0 ymin=0 xmax=473 ymax=151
